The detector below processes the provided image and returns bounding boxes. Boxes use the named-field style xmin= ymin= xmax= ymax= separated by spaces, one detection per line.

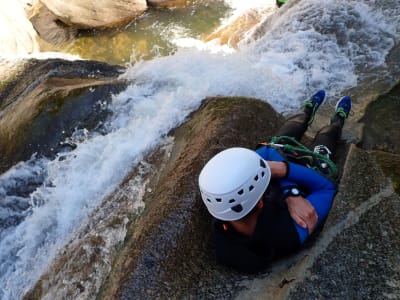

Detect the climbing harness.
xmin=258 ymin=136 xmax=339 ymax=183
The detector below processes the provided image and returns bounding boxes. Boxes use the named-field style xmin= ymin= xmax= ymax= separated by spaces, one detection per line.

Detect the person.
xmin=276 ymin=0 xmax=288 ymax=7
xmin=198 ymin=90 xmax=352 ymax=273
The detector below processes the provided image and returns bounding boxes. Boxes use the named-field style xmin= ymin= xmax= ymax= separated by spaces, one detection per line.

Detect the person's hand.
xmin=285 ymin=195 xmax=318 ymax=234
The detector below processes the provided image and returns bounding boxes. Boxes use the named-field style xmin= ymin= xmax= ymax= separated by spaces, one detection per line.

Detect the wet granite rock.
xmin=0 ymin=0 xmax=39 ymax=55
xmin=40 ymin=0 xmax=147 ymax=29
xmin=0 ymin=58 xmax=126 ymax=173
xmin=23 ymin=97 xmax=284 ymax=300
xmin=360 ymin=83 xmax=400 ymax=154
xmin=101 ymin=97 xmax=285 ymax=299
xmin=29 ymin=3 xmax=79 ymax=44
xmin=285 ymin=145 xmax=400 ymax=300
xmin=361 ymin=83 xmax=400 ymax=194
xmin=107 ymin=92 xmax=400 ymax=299
xmin=22 ymin=86 xmax=400 ymax=299
xmin=372 ymin=151 xmax=400 ymax=194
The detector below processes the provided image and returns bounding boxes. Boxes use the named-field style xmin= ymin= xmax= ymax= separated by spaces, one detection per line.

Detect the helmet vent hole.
xmin=261 ymin=171 xmax=265 ymax=177
xmin=238 ymin=189 xmax=244 ymax=195
xmin=231 ymin=204 xmax=243 ymax=213
xmin=229 ymin=199 xmax=235 ymax=203
xmin=206 ymin=198 xmax=211 ymax=202
xmin=254 ymin=175 xmax=259 ymax=181
xmin=260 ymin=159 xmax=266 ymax=168
xmin=216 ymin=198 xmax=222 ymax=202
xmin=249 ymin=185 xmax=254 ymax=191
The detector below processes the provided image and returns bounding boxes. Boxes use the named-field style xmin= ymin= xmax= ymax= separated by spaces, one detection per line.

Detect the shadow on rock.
xmin=0 ymin=58 xmax=126 ymax=173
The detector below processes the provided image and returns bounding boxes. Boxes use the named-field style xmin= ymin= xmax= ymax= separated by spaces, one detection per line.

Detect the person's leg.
xmin=274 ymin=113 xmax=310 ymax=140
xmin=274 ymin=90 xmax=325 ymax=140
xmin=311 ymin=96 xmax=352 ymax=158
xmin=311 ymin=118 xmax=342 ymax=158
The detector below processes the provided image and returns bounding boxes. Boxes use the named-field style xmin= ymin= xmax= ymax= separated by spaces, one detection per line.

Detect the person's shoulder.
xmin=255 ymin=143 xmax=280 ymax=158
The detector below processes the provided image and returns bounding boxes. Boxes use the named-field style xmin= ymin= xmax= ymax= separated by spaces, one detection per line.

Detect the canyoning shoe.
xmin=333 ymin=96 xmax=352 ymax=120
xmin=303 ymin=89 xmax=325 ymax=123
xmin=276 ymin=0 xmax=288 ymax=7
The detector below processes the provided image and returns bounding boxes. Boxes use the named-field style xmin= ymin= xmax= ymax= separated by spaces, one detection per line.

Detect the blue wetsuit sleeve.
xmin=256 ymin=146 xmax=337 ymax=243
xmin=255 ymin=145 xmax=285 ymax=161
xmin=255 ymin=146 xmax=297 ymax=188
xmin=286 ymin=162 xmax=337 ymax=243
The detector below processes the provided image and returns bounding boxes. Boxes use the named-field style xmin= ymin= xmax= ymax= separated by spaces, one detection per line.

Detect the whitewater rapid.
xmin=1 ymin=0 xmax=400 ymax=298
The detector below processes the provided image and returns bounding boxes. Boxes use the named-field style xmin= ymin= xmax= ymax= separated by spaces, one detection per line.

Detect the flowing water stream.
xmin=1 ymin=0 xmax=400 ymax=298
xmin=37 ymin=0 xmax=231 ymax=65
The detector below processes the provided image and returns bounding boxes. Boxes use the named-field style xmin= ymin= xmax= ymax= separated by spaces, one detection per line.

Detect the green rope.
xmin=268 ymin=136 xmax=339 ymax=182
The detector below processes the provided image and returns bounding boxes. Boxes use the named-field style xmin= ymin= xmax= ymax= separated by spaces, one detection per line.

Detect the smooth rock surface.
xmin=40 ymin=0 xmax=147 ymax=29
xmin=0 ymin=59 xmax=125 ymax=172
xmin=0 ymin=0 xmax=39 ymax=55
xmin=21 ymin=93 xmax=400 ymax=299
xmin=29 ymin=3 xmax=78 ymax=44
xmin=13 ymin=80 xmax=400 ymax=300
xmin=285 ymin=145 xmax=400 ymax=299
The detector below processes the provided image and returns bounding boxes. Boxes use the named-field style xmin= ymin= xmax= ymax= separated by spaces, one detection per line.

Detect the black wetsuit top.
xmin=212 ymin=179 xmax=301 ymax=273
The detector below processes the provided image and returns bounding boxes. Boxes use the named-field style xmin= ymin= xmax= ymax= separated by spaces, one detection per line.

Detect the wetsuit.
xmin=212 ymin=112 xmax=341 ymax=273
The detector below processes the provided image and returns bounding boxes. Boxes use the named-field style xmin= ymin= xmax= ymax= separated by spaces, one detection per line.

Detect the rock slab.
xmin=40 ymin=0 xmax=147 ymax=29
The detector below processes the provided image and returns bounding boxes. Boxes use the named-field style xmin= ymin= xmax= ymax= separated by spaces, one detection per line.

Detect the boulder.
xmin=361 ymin=83 xmax=400 ymax=194
xmin=40 ymin=0 xmax=147 ymax=29
xmin=281 ymin=144 xmax=400 ymax=299
xmin=205 ymin=4 xmax=277 ymax=48
xmin=360 ymin=83 xmax=400 ymax=154
xmin=29 ymin=2 xmax=78 ymax=44
xmin=0 ymin=0 xmax=39 ymax=55
xmin=22 ymin=94 xmax=400 ymax=299
xmin=24 ymin=97 xmax=285 ymax=299
xmin=205 ymin=9 xmax=266 ymax=48
xmin=0 ymin=58 xmax=126 ymax=173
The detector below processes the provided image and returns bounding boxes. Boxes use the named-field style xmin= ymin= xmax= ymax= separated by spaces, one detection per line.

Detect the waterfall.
xmin=1 ymin=0 xmax=400 ymax=298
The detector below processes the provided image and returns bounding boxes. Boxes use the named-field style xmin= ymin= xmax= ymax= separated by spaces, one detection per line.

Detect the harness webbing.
xmin=259 ymin=136 xmax=339 ymax=183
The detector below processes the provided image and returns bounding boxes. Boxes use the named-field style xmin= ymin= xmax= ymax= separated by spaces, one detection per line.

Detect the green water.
xmin=40 ymin=0 xmax=230 ymax=66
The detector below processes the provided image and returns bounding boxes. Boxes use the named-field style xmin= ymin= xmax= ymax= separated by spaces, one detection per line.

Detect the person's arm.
xmin=267 ymin=159 xmax=336 ymax=235
xmin=285 ymin=195 xmax=318 ymax=234
xmin=257 ymin=148 xmax=317 ymax=231
xmin=267 ymin=161 xmax=288 ymax=178
xmin=283 ymin=162 xmax=336 ymax=237
xmin=285 ymin=161 xmax=336 ymax=191
xmin=257 ymin=146 xmax=336 ymax=235
xmin=256 ymin=146 xmax=295 ymax=187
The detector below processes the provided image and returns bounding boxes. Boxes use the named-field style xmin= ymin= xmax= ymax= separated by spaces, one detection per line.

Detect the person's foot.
xmin=303 ymin=90 xmax=325 ymax=123
xmin=333 ymin=96 xmax=352 ymax=120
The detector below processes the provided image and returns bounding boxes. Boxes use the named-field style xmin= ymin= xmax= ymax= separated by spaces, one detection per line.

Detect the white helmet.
xmin=198 ymin=147 xmax=271 ymax=221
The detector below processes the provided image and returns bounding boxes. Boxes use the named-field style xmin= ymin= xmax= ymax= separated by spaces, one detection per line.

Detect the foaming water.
xmin=1 ymin=0 xmax=400 ymax=298
xmin=248 ymin=0 xmax=399 ymax=96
